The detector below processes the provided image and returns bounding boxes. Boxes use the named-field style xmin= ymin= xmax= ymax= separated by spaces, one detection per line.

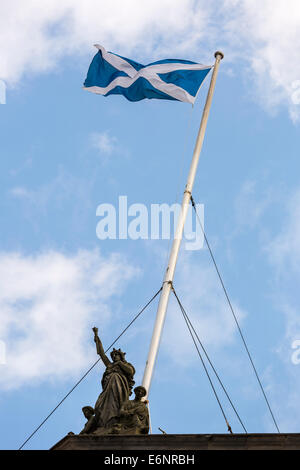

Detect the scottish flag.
xmin=83 ymin=45 xmax=212 ymax=104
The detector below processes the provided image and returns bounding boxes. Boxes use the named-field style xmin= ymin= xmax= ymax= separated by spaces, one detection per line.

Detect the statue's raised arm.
xmin=92 ymin=327 xmax=110 ymax=367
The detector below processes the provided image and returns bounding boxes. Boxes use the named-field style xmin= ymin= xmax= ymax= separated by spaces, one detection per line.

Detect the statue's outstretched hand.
xmin=92 ymin=327 xmax=99 ymax=342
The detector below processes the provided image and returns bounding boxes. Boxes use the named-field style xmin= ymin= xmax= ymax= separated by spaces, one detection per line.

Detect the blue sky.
xmin=1 ymin=0 xmax=300 ymax=450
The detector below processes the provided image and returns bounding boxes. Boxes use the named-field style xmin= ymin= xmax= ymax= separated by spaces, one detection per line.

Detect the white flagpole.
xmin=142 ymin=51 xmax=224 ymax=396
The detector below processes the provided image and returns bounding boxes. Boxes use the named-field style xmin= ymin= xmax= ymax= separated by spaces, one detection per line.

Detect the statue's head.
xmin=82 ymin=406 xmax=94 ymax=419
xmin=110 ymin=347 xmax=126 ymax=362
xmin=134 ymin=386 xmax=147 ymax=399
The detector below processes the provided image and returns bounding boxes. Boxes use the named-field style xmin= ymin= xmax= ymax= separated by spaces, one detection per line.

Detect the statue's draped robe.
xmin=94 ymin=361 xmax=135 ymax=430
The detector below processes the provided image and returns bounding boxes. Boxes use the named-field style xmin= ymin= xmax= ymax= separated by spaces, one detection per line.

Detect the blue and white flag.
xmin=83 ymin=45 xmax=212 ymax=104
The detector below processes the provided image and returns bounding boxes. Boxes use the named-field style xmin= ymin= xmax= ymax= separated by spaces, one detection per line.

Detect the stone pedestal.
xmin=51 ymin=433 xmax=300 ymax=450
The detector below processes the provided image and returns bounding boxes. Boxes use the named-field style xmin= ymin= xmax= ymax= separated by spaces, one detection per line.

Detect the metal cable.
xmin=172 ymin=287 xmax=233 ymax=433
xmin=18 ymin=286 xmax=163 ymax=450
xmin=172 ymin=286 xmax=247 ymax=433
xmin=190 ymin=195 xmax=280 ymax=433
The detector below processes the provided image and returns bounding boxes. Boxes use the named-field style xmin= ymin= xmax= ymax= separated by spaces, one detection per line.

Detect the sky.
xmin=1 ymin=0 xmax=300 ymax=450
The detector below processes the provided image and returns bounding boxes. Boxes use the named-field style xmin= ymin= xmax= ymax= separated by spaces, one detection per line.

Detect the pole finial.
xmin=214 ymin=51 xmax=224 ymax=60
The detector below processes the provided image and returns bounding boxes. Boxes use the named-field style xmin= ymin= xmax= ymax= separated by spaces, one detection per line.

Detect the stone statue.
xmin=92 ymin=327 xmax=135 ymax=433
xmin=79 ymin=406 xmax=97 ymax=435
xmin=112 ymin=385 xmax=149 ymax=435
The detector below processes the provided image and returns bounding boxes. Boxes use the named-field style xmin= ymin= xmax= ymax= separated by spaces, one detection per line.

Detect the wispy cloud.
xmin=266 ymin=188 xmax=300 ymax=272
xmin=258 ymin=186 xmax=300 ymax=430
xmin=90 ymin=131 xmax=118 ymax=157
xmin=159 ymin=252 xmax=247 ymax=367
xmin=8 ymin=166 xmax=95 ymax=217
xmin=0 ymin=249 xmax=139 ymax=390
xmin=9 ymin=186 xmax=32 ymax=199
xmin=220 ymin=0 xmax=300 ymax=121
xmin=234 ymin=180 xmax=274 ymax=230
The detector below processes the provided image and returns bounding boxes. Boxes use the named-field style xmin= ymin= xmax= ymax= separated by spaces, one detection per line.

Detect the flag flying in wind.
xmin=83 ymin=45 xmax=212 ymax=104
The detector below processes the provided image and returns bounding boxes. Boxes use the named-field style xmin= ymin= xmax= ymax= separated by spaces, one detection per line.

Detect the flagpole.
xmin=142 ymin=51 xmax=224 ymax=397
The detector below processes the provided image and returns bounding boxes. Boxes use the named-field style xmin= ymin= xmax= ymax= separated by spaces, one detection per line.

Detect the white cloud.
xmin=0 ymin=249 xmax=139 ymax=390
xmin=1 ymin=1 xmax=300 ymax=119
xmin=90 ymin=131 xmax=118 ymax=156
xmin=266 ymin=188 xmax=300 ymax=272
xmin=234 ymin=180 xmax=276 ymax=231
xmin=221 ymin=0 xmax=300 ymax=121
xmin=0 ymin=0 xmax=211 ymax=85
